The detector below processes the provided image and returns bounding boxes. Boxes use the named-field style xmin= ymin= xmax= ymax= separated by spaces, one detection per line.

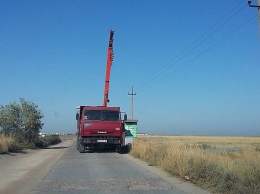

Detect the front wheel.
xmin=116 ymin=145 xmax=122 ymax=154
xmin=76 ymin=138 xmax=79 ymax=150
xmin=79 ymin=143 xmax=85 ymax=153
xmin=122 ymin=145 xmax=131 ymax=154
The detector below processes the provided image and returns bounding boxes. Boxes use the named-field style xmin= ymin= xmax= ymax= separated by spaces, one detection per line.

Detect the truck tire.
xmin=76 ymin=138 xmax=79 ymax=150
xmin=124 ymin=144 xmax=132 ymax=153
xmin=79 ymin=143 xmax=85 ymax=153
xmin=116 ymin=145 xmax=122 ymax=154
xmin=121 ymin=146 xmax=128 ymax=154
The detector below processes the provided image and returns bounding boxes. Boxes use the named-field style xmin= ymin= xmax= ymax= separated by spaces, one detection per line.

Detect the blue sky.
xmin=0 ymin=0 xmax=259 ymax=136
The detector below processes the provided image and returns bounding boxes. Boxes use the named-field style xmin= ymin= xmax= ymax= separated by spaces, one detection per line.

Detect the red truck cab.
xmin=76 ymin=105 xmax=125 ymax=153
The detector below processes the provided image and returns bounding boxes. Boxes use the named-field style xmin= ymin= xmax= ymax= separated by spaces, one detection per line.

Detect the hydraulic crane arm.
xmin=103 ymin=30 xmax=114 ymax=107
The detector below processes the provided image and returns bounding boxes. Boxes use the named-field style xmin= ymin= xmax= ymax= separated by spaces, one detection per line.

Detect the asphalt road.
xmin=0 ymin=138 xmax=212 ymax=194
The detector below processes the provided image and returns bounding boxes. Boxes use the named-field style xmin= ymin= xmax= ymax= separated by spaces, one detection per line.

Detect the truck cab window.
xmin=102 ymin=111 xmax=119 ymax=121
xmin=84 ymin=110 xmax=102 ymax=120
xmin=84 ymin=110 xmax=119 ymax=121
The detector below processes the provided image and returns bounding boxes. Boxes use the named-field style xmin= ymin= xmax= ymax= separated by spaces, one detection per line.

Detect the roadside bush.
xmin=8 ymin=142 xmax=23 ymax=152
xmin=0 ymin=134 xmax=61 ymax=153
xmin=43 ymin=135 xmax=61 ymax=145
xmin=19 ymin=142 xmax=37 ymax=149
xmin=35 ymin=139 xmax=48 ymax=148
xmin=0 ymin=98 xmax=44 ymax=145
xmin=35 ymin=135 xmax=61 ymax=148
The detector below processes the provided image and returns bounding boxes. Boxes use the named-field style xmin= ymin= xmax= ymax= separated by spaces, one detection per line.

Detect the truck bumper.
xmin=80 ymin=137 xmax=123 ymax=145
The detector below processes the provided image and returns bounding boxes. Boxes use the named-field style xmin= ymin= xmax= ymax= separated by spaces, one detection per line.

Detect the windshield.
xmin=84 ymin=110 xmax=119 ymax=121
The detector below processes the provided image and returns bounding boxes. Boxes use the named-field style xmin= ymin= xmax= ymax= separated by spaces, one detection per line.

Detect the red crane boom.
xmin=103 ymin=30 xmax=114 ymax=107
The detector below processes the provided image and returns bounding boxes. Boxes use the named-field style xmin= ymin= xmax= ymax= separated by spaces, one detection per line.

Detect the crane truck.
xmin=76 ymin=30 xmax=130 ymax=153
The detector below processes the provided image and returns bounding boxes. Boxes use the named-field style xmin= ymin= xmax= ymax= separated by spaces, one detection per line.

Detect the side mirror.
xmin=76 ymin=113 xmax=79 ymax=120
xmin=124 ymin=113 xmax=127 ymax=121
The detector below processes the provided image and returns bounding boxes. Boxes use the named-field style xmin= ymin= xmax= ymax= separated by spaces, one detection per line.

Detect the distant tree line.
xmin=0 ymin=98 xmax=44 ymax=145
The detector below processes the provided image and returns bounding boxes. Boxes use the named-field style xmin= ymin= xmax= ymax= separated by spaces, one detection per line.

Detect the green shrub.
xmin=19 ymin=142 xmax=37 ymax=149
xmin=35 ymin=139 xmax=48 ymax=148
xmin=35 ymin=135 xmax=61 ymax=148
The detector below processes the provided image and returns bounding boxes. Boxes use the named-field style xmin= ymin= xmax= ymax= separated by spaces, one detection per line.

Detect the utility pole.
xmin=128 ymin=87 xmax=136 ymax=120
xmin=248 ymin=0 xmax=260 ymax=34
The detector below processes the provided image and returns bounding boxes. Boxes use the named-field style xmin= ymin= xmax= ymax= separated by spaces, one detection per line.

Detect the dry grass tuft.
xmin=0 ymin=135 xmax=14 ymax=154
xmin=130 ymin=135 xmax=260 ymax=194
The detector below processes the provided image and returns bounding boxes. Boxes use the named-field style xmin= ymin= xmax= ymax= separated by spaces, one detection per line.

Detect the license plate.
xmin=97 ymin=140 xmax=107 ymax=143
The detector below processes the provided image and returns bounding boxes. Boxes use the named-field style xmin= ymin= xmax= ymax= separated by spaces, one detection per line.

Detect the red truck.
xmin=76 ymin=105 xmax=127 ymax=153
xmin=76 ymin=30 xmax=129 ymax=153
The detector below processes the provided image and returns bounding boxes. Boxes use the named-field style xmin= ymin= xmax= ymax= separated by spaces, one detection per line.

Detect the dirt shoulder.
xmin=0 ymin=135 xmax=76 ymax=194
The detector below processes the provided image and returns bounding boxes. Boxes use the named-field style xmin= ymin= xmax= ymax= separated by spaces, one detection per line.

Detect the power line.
xmin=135 ymin=0 xmax=246 ymax=92
xmin=138 ymin=13 xmax=258 ymax=93
xmin=116 ymin=1 xmax=253 ymax=107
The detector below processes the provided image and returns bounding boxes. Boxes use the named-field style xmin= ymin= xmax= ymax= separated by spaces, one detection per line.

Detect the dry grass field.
xmin=130 ymin=135 xmax=260 ymax=194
